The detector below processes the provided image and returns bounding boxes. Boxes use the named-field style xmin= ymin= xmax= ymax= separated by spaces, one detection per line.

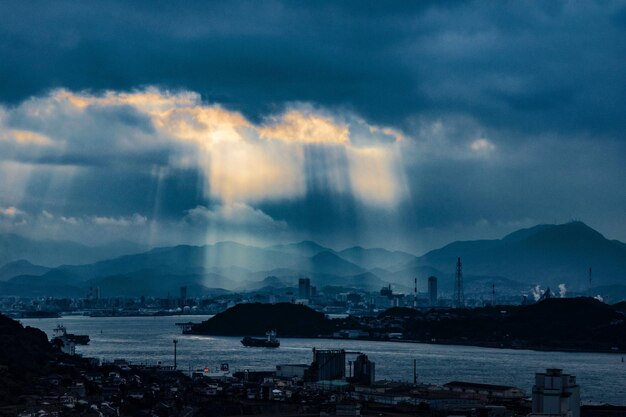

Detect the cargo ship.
xmin=241 ymin=330 xmax=280 ymax=348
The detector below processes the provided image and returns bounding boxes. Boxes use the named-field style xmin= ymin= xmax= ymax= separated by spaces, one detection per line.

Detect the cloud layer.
xmin=1 ymin=1 xmax=625 ymax=251
xmin=0 ymin=88 xmax=411 ymax=247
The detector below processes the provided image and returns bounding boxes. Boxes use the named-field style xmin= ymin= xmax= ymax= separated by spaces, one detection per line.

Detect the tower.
xmin=413 ymin=277 xmax=417 ymax=309
xmin=428 ymin=276 xmax=438 ymax=307
xmin=454 ymin=257 xmax=464 ymax=308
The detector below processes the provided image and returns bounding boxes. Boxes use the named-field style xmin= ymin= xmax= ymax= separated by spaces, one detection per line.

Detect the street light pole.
xmin=173 ymin=339 xmax=178 ymax=369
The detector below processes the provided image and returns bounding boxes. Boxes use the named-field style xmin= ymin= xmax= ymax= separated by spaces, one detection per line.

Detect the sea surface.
xmin=22 ymin=315 xmax=626 ymax=404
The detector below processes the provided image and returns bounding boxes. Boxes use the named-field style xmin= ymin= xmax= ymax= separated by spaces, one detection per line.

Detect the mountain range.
xmin=0 ymin=221 xmax=624 ymax=300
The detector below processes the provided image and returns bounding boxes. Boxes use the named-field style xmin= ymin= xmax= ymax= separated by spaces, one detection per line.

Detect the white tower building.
xmin=531 ymin=368 xmax=580 ymax=417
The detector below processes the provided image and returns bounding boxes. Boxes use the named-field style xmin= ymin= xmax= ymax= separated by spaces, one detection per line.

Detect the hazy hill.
xmin=0 ymin=233 xmax=145 ymax=267
xmin=189 ymin=302 xmax=336 ymax=336
xmin=89 ymin=270 xmax=232 ymax=297
xmin=413 ymin=222 xmax=626 ymax=289
xmin=3 ymin=221 xmax=625 ymax=298
xmin=0 ymin=260 xmax=50 ymax=281
xmin=375 ymin=265 xmax=446 ymax=290
xmin=0 ymin=314 xmax=61 ymax=403
xmin=3 ymin=269 xmax=233 ymax=298
xmin=50 ymin=241 xmax=309 ymax=281
xmin=338 ymin=246 xmax=416 ymax=270
xmin=302 ymin=251 xmax=366 ymax=276
xmin=244 ymin=270 xmax=384 ymax=292
xmin=268 ymin=240 xmax=333 ymax=257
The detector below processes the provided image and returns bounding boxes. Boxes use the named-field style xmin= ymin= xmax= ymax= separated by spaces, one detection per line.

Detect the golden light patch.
xmin=56 ymin=88 xmax=199 ymax=112
xmin=347 ymin=147 xmax=402 ymax=206
xmin=7 ymin=129 xmax=54 ymax=145
xmin=154 ymin=106 xmax=251 ymax=145
xmin=1 ymin=88 xmax=406 ymax=208
xmin=207 ymin=139 xmax=305 ymax=203
xmin=259 ymin=110 xmax=350 ymax=144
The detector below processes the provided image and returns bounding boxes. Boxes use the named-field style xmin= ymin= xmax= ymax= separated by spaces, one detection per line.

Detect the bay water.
xmin=22 ymin=315 xmax=626 ymax=404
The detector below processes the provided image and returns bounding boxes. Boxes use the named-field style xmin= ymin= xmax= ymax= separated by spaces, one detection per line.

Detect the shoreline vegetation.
xmin=186 ymin=298 xmax=626 ymax=354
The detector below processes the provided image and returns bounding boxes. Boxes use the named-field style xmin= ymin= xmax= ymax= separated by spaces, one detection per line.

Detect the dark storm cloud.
xmin=2 ymin=1 xmax=625 ymax=137
xmin=1 ymin=0 xmax=626 ymax=251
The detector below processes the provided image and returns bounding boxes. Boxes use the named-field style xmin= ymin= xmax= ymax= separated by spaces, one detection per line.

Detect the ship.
xmin=241 ymin=330 xmax=280 ymax=348
xmin=52 ymin=324 xmax=90 ymax=345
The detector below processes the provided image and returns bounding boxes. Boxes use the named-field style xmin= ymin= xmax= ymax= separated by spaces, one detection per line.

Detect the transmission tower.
xmin=454 ymin=257 xmax=464 ymax=308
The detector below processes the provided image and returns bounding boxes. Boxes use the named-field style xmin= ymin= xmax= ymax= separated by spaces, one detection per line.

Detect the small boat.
xmin=241 ymin=330 xmax=280 ymax=348
xmin=52 ymin=324 xmax=90 ymax=345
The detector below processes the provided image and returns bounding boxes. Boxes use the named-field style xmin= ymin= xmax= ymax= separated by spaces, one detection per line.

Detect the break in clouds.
xmin=0 ymin=88 xmax=411 ymax=247
xmin=0 ymin=87 xmax=624 ymax=252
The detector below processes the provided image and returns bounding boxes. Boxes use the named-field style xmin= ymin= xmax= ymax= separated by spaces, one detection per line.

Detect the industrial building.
xmin=442 ymin=381 xmax=525 ymax=400
xmin=311 ymin=348 xmax=346 ymax=381
xmin=275 ymin=364 xmax=309 ymax=379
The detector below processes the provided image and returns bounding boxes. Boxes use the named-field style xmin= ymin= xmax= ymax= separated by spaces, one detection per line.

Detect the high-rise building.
xmin=299 ymin=278 xmax=311 ymax=299
xmin=380 ymin=284 xmax=392 ymax=298
xmin=532 ymin=368 xmax=580 ymax=417
xmin=428 ymin=276 xmax=438 ymax=306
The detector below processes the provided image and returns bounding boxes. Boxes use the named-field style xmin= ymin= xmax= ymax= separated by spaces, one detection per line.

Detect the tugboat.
xmin=52 ymin=324 xmax=90 ymax=345
xmin=241 ymin=330 xmax=280 ymax=348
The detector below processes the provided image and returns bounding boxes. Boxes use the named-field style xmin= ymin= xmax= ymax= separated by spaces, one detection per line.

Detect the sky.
xmin=0 ymin=1 xmax=625 ymax=254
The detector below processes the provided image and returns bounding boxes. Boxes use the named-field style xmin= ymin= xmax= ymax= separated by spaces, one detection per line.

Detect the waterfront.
xmin=22 ymin=315 xmax=626 ymax=404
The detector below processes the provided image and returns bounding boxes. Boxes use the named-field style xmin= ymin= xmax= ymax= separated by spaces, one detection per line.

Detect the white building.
xmin=531 ymin=368 xmax=580 ymax=417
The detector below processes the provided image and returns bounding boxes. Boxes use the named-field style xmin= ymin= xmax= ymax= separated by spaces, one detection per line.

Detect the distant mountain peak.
xmin=268 ymin=240 xmax=333 ymax=256
xmin=417 ymin=221 xmax=625 ymax=289
xmin=502 ymin=221 xmax=604 ymax=243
